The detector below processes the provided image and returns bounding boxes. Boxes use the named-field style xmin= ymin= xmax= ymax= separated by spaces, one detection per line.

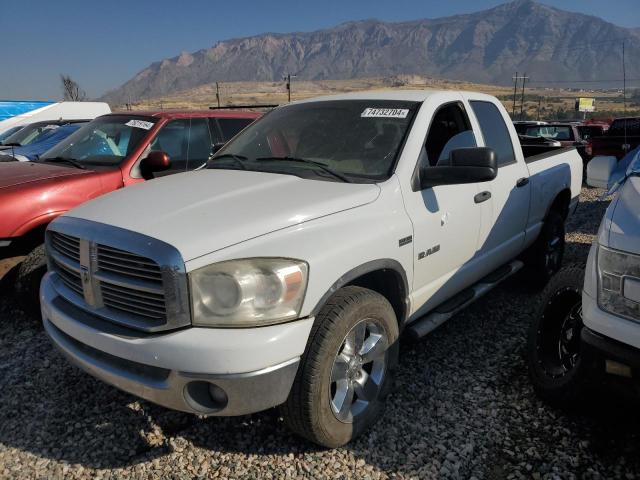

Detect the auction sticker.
xmin=361 ymin=108 xmax=409 ymax=119
xmin=125 ymin=119 xmax=154 ymax=130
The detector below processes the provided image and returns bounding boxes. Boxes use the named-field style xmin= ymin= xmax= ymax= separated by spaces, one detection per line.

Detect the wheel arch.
xmin=310 ymin=259 xmax=410 ymax=328
xmin=547 ymin=188 xmax=572 ymax=221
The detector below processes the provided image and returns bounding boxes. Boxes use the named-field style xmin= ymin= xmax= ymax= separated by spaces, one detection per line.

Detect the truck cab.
xmin=40 ymin=91 xmax=582 ymax=447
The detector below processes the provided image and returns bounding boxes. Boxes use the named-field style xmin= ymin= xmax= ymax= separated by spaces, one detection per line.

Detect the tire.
xmin=526 ymin=265 xmax=594 ymax=406
xmin=15 ymin=244 xmax=47 ymax=318
xmin=526 ymin=210 xmax=565 ymax=287
xmin=281 ymin=286 xmax=399 ymax=448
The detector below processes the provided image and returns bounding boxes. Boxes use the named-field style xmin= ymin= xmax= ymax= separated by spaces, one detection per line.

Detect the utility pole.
xmin=537 ymin=96 xmax=542 ymax=121
xmin=623 ymin=40 xmax=628 ymax=152
xmin=512 ymin=71 xmax=518 ymax=117
xmin=623 ymin=41 xmax=627 ymax=115
xmin=216 ymin=82 xmax=221 ymax=108
xmin=520 ymin=73 xmax=528 ymax=120
xmin=284 ymin=73 xmax=297 ymax=102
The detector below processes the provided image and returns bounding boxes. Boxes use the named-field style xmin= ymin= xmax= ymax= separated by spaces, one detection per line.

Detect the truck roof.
xmin=107 ymin=110 xmax=261 ymax=119
xmin=291 ymin=89 xmax=482 ymax=104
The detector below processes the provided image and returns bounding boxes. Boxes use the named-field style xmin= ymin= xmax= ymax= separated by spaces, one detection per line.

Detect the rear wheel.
xmin=527 ymin=211 xmax=565 ymax=287
xmin=281 ymin=286 xmax=399 ymax=447
xmin=527 ymin=265 xmax=593 ymax=405
xmin=15 ymin=244 xmax=47 ymax=318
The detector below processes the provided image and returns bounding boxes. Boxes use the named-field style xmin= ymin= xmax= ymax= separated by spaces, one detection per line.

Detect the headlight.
xmin=597 ymin=245 xmax=640 ymax=321
xmin=190 ymin=258 xmax=308 ymax=327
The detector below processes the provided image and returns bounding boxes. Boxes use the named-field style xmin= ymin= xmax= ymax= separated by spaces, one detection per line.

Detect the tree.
xmin=60 ymin=74 xmax=86 ymax=101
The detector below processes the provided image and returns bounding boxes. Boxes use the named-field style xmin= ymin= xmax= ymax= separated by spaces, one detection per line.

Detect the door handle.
xmin=516 ymin=177 xmax=529 ymax=188
xmin=474 ymin=191 xmax=491 ymax=204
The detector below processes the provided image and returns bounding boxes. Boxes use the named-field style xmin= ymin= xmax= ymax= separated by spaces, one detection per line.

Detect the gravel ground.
xmin=1 ymin=186 xmax=638 ymax=479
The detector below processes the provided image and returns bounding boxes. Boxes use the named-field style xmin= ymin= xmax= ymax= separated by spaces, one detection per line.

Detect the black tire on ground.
xmin=15 ymin=244 xmax=47 ymax=318
xmin=527 ymin=265 xmax=595 ymax=406
xmin=526 ymin=210 xmax=565 ymax=287
xmin=281 ymin=286 xmax=399 ymax=448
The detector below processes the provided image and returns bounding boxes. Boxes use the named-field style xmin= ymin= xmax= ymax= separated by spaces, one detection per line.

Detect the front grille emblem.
xmin=80 ymin=265 xmax=90 ymax=283
xmin=79 ymin=239 xmax=101 ymax=308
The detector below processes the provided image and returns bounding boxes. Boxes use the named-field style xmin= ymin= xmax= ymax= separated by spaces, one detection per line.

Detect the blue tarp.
xmin=4 ymin=123 xmax=82 ymax=161
xmin=0 ymin=100 xmax=54 ymax=121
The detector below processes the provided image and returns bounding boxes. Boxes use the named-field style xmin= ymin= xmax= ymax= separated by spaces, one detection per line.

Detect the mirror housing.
xmin=140 ymin=151 xmax=171 ymax=179
xmin=586 ymin=156 xmax=617 ymax=189
xmin=420 ymin=147 xmax=498 ymax=189
xmin=212 ymin=142 xmax=225 ymax=154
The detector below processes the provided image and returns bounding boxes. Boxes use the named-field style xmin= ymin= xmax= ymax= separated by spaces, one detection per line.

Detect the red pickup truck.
xmin=0 ymin=109 xmax=260 ymax=309
xmin=587 ymin=117 xmax=640 ymax=159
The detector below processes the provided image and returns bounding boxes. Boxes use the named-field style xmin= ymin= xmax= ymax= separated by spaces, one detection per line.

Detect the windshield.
xmin=40 ymin=116 xmax=156 ymax=167
xmin=208 ymin=100 xmax=418 ymax=183
xmin=0 ymin=126 xmax=23 ymax=144
xmin=1 ymin=122 xmax=63 ymax=146
xmin=525 ymin=125 xmax=573 ymax=141
xmin=606 ymin=146 xmax=640 ymax=196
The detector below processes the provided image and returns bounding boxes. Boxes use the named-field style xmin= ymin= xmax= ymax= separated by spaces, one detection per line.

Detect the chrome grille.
xmin=100 ymin=281 xmax=166 ymax=320
xmin=54 ymin=260 xmax=83 ymax=296
xmin=46 ymin=218 xmax=190 ymax=333
xmin=97 ymin=245 xmax=163 ymax=282
xmin=51 ymin=232 xmax=80 ymax=262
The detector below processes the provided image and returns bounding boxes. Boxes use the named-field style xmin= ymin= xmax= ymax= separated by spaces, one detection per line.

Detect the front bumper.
xmin=582 ymin=327 xmax=640 ymax=372
xmin=582 ymin=289 xmax=640 ymax=379
xmin=41 ymin=273 xmax=314 ymax=415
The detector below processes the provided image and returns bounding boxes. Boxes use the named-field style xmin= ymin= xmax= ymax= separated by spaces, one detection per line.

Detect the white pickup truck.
xmin=527 ymin=148 xmax=640 ymax=402
xmin=41 ymin=91 xmax=582 ymax=447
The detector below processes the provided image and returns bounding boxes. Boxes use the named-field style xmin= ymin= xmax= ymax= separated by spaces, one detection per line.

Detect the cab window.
xmin=217 ymin=118 xmax=254 ymax=142
xmin=149 ymin=118 xmax=213 ymax=173
xmin=420 ymin=102 xmax=476 ymax=168
xmin=470 ymin=101 xmax=516 ymax=167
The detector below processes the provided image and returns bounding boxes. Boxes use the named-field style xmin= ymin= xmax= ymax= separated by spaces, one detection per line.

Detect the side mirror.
xmin=140 ymin=151 xmax=171 ymax=179
xmin=208 ymin=143 xmax=225 ymax=161
xmin=420 ymin=147 xmax=497 ymax=189
xmin=586 ymin=156 xmax=617 ymax=188
xmin=212 ymin=143 xmax=225 ymax=154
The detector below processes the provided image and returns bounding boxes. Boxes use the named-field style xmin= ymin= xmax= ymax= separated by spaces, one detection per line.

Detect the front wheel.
xmin=281 ymin=286 xmax=399 ymax=447
xmin=527 ymin=265 xmax=592 ymax=405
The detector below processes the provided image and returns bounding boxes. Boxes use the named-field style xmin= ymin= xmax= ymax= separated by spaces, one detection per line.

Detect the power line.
xmin=529 ymin=78 xmax=640 ymax=84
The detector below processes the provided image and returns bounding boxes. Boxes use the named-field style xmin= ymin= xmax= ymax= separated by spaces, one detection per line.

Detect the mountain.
xmin=100 ymin=0 xmax=640 ymax=104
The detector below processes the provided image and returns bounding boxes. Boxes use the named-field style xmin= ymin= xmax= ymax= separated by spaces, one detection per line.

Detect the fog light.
xmin=184 ymin=381 xmax=228 ymax=413
xmin=209 ymin=383 xmax=228 ymax=406
xmin=605 ymin=360 xmax=633 ymax=378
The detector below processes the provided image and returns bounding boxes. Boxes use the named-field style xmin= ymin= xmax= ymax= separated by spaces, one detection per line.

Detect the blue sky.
xmin=1 ymin=0 xmax=638 ymax=100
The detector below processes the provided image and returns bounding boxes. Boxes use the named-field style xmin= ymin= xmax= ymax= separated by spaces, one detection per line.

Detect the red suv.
xmin=0 ymin=110 xmax=260 ymax=309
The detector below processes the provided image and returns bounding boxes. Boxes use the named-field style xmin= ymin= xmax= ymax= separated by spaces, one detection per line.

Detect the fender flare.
xmin=310 ymin=258 xmax=410 ymax=322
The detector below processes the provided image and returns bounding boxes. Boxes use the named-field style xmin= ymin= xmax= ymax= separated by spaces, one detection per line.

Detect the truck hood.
xmin=66 ymin=170 xmax=381 ymax=261
xmin=607 ymin=176 xmax=640 ymax=254
xmin=0 ymin=161 xmax=88 ymax=189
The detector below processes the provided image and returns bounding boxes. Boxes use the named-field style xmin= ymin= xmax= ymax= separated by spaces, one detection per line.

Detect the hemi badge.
xmin=398 ymin=236 xmax=412 ymax=247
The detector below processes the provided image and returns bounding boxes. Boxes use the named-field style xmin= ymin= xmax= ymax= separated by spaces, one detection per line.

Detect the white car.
xmin=41 ymin=90 xmax=582 ymax=447
xmin=527 ymin=149 xmax=640 ymax=402
xmin=0 ymin=101 xmax=110 ymax=135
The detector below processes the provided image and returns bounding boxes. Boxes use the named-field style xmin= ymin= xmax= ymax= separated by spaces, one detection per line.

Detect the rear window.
xmin=608 ymin=118 xmax=640 ymax=136
xmin=525 ymin=125 xmax=574 ymax=141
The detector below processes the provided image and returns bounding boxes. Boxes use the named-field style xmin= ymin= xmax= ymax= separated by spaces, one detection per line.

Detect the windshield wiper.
xmin=207 ymin=153 xmax=249 ymax=170
xmin=42 ymin=156 xmax=86 ymax=170
xmin=255 ymin=156 xmax=352 ymax=183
